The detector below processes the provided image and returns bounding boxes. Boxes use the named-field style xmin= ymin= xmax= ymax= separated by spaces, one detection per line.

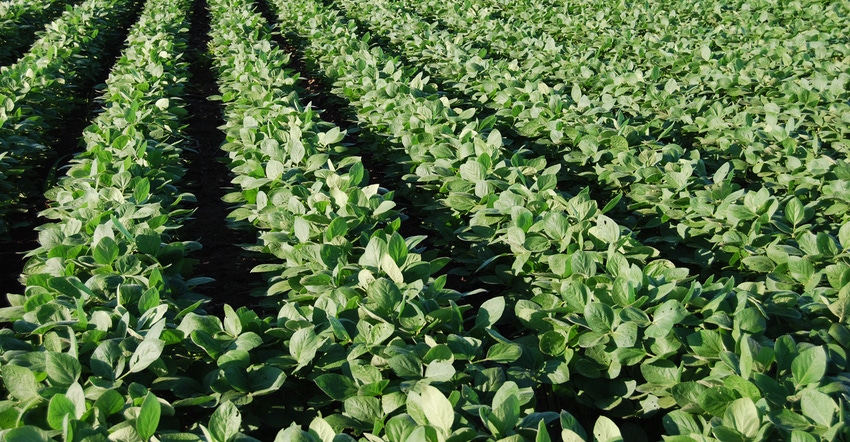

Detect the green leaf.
xmin=791 ymin=430 xmax=818 ymax=442
xmin=47 ymin=394 xmax=76 ymax=430
xmin=571 ymin=251 xmax=596 ymax=278
xmin=93 ymin=236 xmax=119 ymax=265
xmin=315 ymin=374 xmax=358 ymax=400
xmin=46 ymin=351 xmax=81 ymax=386
xmin=133 ymin=178 xmax=151 ymax=203
xmin=325 ymin=216 xmax=349 ymax=241
xmin=640 ymin=359 xmax=679 ymax=387
xmin=838 ymin=222 xmax=850 ymax=250
xmin=344 ymin=396 xmax=382 ymax=426
xmin=592 ymin=416 xmax=623 ymax=442
xmin=792 ymin=346 xmax=827 ymax=387
xmin=388 ymin=232 xmax=408 ymax=267
xmin=210 ymin=401 xmax=240 ymax=442
xmin=2 ymin=364 xmax=40 ymax=401
xmin=800 ymin=388 xmax=837 ymax=426
xmin=95 ymin=389 xmax=125 ymax=416
xmin=130 ymin=338 xmax=165 ymax=373
xmin=722 ymin=397 xmax=759 ymax=438
xmin=646 ymin=300 xmax=687 ymax=338
xmin=699 ymin=386 xmax=737 ymax=416
xmin=486 ymin=343 xmax=522 ymax=362
xmin=474 ymin=296 xmax=505 ymax=330
xmin=388 ymin=354 xmax=422 ymax=379
xmin=3 ymin=426 xmax=51 ymax=442
xmin=290 ymin=327 xmax=321 ymax=370
xmin=421 ymin=385 xmax=454 ymax=435
xmin=137 ymin=392 xmax=161 ymax=441
xmin=785 ymin=197 xmax=807 ymax=226
xmin=385 ymin=414 xmax=417 ymax=442
xmin=585 ymin=302 xmax=615 ymax=333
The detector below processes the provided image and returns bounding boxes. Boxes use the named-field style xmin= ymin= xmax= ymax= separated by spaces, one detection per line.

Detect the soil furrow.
xmin=178 ymin=0 xmax=265 ymax=312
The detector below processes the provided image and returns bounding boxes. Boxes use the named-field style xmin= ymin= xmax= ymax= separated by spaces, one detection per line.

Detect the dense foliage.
xmin=1 ymin=0 xmax=848 ymax=440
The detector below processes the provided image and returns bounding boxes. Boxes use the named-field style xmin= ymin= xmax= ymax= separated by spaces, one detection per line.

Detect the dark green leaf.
xmin=315 ymin=373 xmax=358 ymax=400
xmin=137 ymin=392 xmax=161 ymax=440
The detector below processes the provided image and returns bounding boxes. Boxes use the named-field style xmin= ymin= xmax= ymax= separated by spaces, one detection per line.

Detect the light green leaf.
xmin=722 ymin=397 xmax=759 ymax=438
xmin=290 ymin=327 xmax=321 ymax=370
xmin=474 ymin=296 xmax=505 ymax=330
xmin=418 ymin=385 xmax=454 ymax=435
xmin=210 ymin=401 xmax=240 ymax=442
xmin=46 ymin=351 xmax=81 ymax=386
xmin=800 ymin=388 xmax=837 ymax=426
xmin=130 ymin=338 xmax=165 ymax=373
xmin=486 ymin=342 xmax=522 ymax=362
xmin=592 ymin=416 xmax=623 ymax=442
xmin=792 ymin=346 xmax=827 ymax=387
xmin=2 ymin=364 xmax=40 ymax=401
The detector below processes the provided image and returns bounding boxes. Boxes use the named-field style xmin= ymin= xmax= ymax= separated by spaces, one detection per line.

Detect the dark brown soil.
xmin=177 ymin=0 xmax=266 ymax=312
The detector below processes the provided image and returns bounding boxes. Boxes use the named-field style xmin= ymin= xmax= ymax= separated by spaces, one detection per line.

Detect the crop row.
xmin=326 ymin=0 xmax=850 ymax=363
xmin=272 ymin=0 xmax=849 ymax=439
xmin=0 ymin=0 xmax=75 ymax=65
xmin=328 ymin=0 xmax=850 ymax=283
xmin=0 ymin=0 xmax=208 ymax=438
xmin=0 ymin=0 xmax=140 ymax=237
xmin=0 ymin=0 xmax=847 ymax=439
xmin=199 ymin=0 xmax=582 ymax=438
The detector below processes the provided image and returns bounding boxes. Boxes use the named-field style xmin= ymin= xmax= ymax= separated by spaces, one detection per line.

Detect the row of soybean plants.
xmin=332 ymin=0 xmax=850 ymax=305
xmin=341 ymin=2 xmax=850 ymax=426
xmin=200 ymin=0 xmax=579 ymax=439
xmin=0 ymin=0 xmax=231 ymax=439
xmin=0 ymin=0 xmax=140 ymax=237
xmin=272 ymin=0 xmax=848 ymax=439
xmin=0 ymin=0 xmax=77 ymax=65
xmin=404 ymin=0 xmax=850 ymax=270
xmin=333 ymin=0 xmax=850 ymax=378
